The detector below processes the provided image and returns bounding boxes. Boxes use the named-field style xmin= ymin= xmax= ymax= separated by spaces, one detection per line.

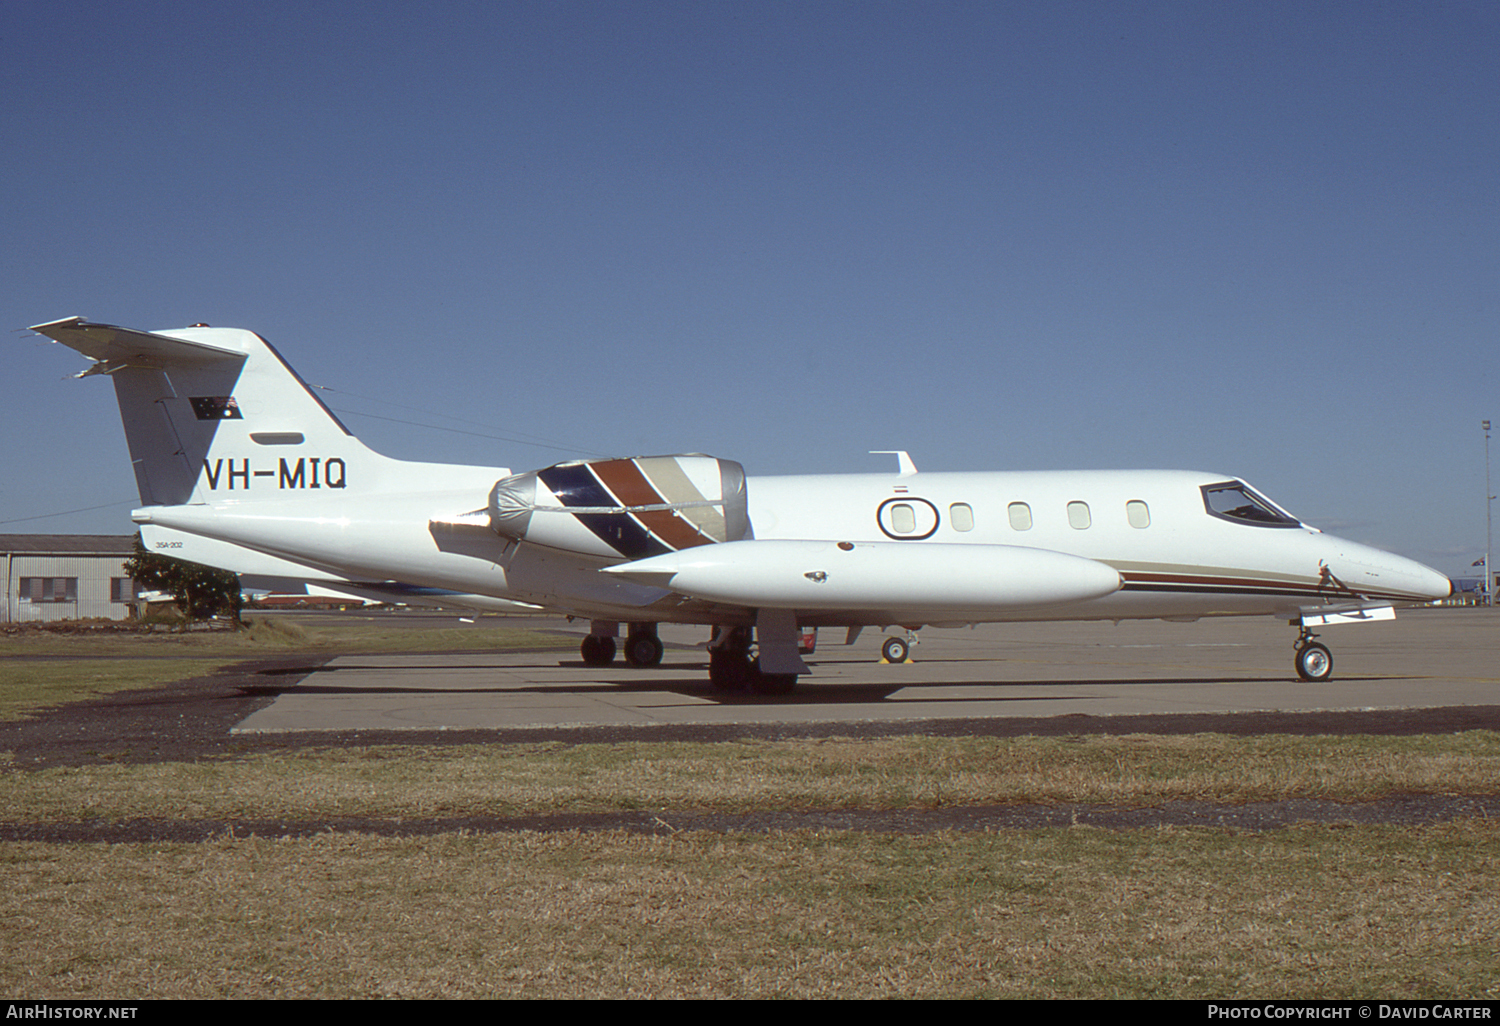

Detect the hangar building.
xmin=1 ymin=535 xmax=138 ymax=623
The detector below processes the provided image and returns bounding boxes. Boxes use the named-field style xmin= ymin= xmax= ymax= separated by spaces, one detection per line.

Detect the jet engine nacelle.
xmin=489 ymin=454 xmax=750 ymax=561
xmin=602 ymin=538 xmax=1124 ymax=611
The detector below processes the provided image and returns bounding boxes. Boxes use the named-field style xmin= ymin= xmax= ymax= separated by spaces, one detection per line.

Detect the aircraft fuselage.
xmin=31 ymin=316 xmax=1452 ymax=688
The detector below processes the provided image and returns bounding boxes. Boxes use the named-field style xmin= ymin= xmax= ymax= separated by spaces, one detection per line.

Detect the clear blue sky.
xmin=5 ymin=0 xmax=1496 ymax=578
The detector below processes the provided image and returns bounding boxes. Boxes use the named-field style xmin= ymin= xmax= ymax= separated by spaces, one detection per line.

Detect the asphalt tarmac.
xmin=5 ymin=607 xmax=1497 ymax=837
xmin=232 ymin=606 xmax=1500 ymax=734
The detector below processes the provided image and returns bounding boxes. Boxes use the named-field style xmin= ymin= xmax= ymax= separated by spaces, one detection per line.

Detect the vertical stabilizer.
xmin=30 ymin=317 xmax=379 ymax=506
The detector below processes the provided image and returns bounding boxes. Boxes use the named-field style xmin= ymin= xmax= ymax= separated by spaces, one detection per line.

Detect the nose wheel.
xmin=881 ymin=636 xmax=910 ymax=663
xmin=1293 ymin=629 xmax=1333 ymax=681
xmin=881 ymin=628 xmax=919 ymax=664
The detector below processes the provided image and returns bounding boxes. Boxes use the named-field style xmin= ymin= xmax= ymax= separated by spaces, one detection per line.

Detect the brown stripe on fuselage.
xmin=1119 ymin=570 xmax=1420 ymax=602
xmin=1124 ymin=570 xmax=1318 ymax=590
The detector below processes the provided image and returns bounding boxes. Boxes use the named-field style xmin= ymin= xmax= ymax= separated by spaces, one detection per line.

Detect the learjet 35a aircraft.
xmin=31 ymin=317 xmax=1452 ymax=693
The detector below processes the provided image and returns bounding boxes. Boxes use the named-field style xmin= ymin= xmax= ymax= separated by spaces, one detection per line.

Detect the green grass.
xmin=0 ymin=659 xmax=228 ymax=722
xmin=0 ymin=615 xmax=573 ymax=720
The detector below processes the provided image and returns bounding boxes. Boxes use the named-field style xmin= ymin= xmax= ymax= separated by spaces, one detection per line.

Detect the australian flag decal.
xmin=190 ymin=396 xmax=243 ymax=420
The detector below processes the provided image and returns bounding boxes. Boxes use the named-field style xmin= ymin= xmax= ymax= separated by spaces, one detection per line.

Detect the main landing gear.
xmin=708 ymin=626 xmax=798 ymax=695
xmin=580 ymin=621 xmax=664 ymax=668
xmin=623 ymin=625 xmax=664 ymax=668
xmin=580 ymin=633 xmax=616 ymax=666
xmin=1293 ymin=626 xmax=1334 ymax=682
xmin=579 ymin=618 xmax=805 ymax=695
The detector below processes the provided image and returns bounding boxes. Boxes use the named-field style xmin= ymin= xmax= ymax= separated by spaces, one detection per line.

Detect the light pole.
xmin=1486 ymin=419 xmax=1493 ymax=607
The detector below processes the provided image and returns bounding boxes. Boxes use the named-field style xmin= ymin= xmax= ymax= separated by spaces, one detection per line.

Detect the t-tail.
xmin=30 ymin=316 xmax=386 ymax=505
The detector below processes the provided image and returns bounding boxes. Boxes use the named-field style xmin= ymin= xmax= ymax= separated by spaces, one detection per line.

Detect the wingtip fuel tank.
xmin=602 ymin=538 xmax=1123 ymax=612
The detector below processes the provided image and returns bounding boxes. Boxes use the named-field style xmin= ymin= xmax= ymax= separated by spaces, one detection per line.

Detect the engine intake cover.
xmin=489 ymin=455 xmax=749 ymax=560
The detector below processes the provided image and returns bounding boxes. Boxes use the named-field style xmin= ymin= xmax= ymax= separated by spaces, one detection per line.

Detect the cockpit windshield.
xmin=1201 ymin=481 xmax=1302 ymax=528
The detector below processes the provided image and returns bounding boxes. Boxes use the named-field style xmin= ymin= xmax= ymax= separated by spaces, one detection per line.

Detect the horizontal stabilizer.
xmin=31 ymin=317 xmax=247 ymax=372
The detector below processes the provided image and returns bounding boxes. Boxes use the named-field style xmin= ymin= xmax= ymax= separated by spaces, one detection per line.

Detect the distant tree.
xmin=124 ymin=533 xmax=243 ymax=625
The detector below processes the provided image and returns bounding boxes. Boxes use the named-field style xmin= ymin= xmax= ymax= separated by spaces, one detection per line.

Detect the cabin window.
xmin=1126 ymin=500 xmax=1151 ymax=529
xmin=889 ymin=503 xmax=916 ymax=534
xmin=877 ymin=497 xmax=940 ymax=539
xmin=1007 ymin=502 xmax=1032 ymax=531
xmin=1067 ymin=501 xmax=1092 ymax=530
xmin=1201 ymin=481 xmax=1301 ymax=528
xmin=949 ymin=503 xmax=974 ymax=532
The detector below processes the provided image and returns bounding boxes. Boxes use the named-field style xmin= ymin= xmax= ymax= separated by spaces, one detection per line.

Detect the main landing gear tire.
xmin=624 ymin=632 xmax=665 ymax=668
xmin=1295 ymin=641 xmax=1333 ymax=682
xmin=708 ymin=634 xmax=798 ymax=696
xmin=580 ymin=635 xmax=616 ymax=666
xmin=709 ymin=649 xmax=751 ymax=692
xmin=881 ymin=637 xmax=910 ymax=663
xmin=748 ymin=661 xmax=796 ymax=696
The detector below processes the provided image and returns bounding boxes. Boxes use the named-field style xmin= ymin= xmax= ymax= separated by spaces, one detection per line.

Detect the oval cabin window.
xmin=876 ymin=497 xmax=939 ymax=539
xmin=890 ymin=503 xmax=916 ymax=534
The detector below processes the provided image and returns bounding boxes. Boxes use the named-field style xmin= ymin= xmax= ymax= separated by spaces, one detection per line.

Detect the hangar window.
xmin=1067 ymin=501 xmax=1092 ymax=530
xmin=111 ymin=578 xmax=137 ymax=603
xmin=1201 ymin=481 xmax=1301 ymax=528
xmin=1007 ymin=502 xmax=1032 ymax=531
xmin=949 ymin=503 xmax=974 ymax=532
xmin=18 ymin=578 xmax=77 ymax=604
xmin=1126 ymin=500 xmax=1151 ymax=529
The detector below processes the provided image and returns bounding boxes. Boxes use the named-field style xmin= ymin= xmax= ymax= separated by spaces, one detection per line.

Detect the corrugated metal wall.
xmin=3 ymin=553 xmax=133 ymax=623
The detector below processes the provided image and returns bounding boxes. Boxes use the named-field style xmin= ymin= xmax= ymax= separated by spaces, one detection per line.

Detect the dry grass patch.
xmin=2 ymin=823 xmax=1496 ymax=999
xmin=4 ymin=733 xmax=1498 ymax=823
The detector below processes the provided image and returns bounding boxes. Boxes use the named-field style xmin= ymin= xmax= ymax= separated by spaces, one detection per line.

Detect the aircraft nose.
xmin=1325 ymin=539 xmax=1453 ymax=602
xmin=1425 ymin=566 xmax=1455 ymax=601
xmin=1387 ymin=556 xmax=1452 ymax=602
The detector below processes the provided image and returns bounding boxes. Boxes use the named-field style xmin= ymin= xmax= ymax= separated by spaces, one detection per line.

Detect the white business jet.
xmin=30 ymin=317 xmax=1452 ymax=693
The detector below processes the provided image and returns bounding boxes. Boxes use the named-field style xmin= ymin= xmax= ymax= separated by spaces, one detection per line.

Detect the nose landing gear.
xmin=1293 ymin=627 xmax=1333 ymax=682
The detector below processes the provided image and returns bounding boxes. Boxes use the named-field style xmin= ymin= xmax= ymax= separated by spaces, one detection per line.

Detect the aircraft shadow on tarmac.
xmin=241 ymin=662 xmax=1325 ymax=706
